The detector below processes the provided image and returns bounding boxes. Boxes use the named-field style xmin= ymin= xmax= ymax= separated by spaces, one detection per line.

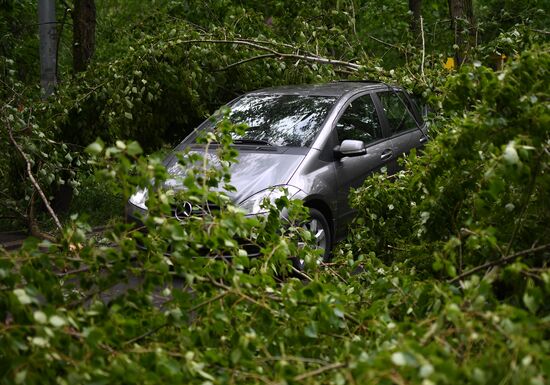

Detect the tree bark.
xmin=408 ymin=0 xmax=422 ymax=37
xmin=73 ymin=0 xmax=96 ymax=72
xmin=447 ymin=0 xmax=475 ymax=65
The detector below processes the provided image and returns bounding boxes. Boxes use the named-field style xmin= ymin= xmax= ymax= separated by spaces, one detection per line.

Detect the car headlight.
xmin=239 ymin=186 xmax=301 ymax=215
xmin=129 ymin=188 xmax=148 ymax=210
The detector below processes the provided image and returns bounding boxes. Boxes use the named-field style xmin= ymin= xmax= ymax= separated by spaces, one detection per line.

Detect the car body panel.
xmin=332 ymin=138 xmax=395 ymax=237
xmin=163 ymin=147 xmax=307 ymax=204
xmin=127 ymin=81 xmax=428 ymax=249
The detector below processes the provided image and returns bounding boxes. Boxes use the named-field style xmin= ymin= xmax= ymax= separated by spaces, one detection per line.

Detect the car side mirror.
xmin=334 ymin=139 xmax=366 ymax=160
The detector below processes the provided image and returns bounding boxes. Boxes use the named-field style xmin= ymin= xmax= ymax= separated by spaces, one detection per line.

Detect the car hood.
xmin=164 ymin=147 xmax=305 ymax=203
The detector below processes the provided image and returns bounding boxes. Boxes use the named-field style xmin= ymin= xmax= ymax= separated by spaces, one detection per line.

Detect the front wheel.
xmin=293 ymin=208 xmax=332 ymax=270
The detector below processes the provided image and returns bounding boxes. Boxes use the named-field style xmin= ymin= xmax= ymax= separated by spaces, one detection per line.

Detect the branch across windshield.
xmin=199 ymin=94 xmax=337 ymax=147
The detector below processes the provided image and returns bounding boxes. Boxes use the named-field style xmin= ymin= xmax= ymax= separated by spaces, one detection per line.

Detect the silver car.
xmin=127 ymin=81 xmax=428 ymax=258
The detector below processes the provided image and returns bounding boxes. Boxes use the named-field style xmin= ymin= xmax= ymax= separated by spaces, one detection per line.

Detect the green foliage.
xmin=67 ymin=174 xmax=124 ymax=227
xmin=0 ymin=0 xmax=40 ymax=85
xmin=2 ymin=110 xmax=549 ymax=384
xmin=477 ymin=0 xmax=550 ymax=41
xmin=350 ymin=45 xmax=550 ymax=287
xmin=0 ymin=63 xmax=83 ymax=231
xmin=2 ymin=2 xmax=550 ymax=383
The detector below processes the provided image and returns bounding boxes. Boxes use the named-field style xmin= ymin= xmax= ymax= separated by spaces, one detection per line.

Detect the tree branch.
xmin=6 ymin=119 xmax=63 ymax=233
xmin=420 ymin=16 xmax=426 ymax=83
xmin=207 ymin=277 xmax=278 ymax=315
xmin=448 ymin=243 xmax=550 ymax=284
xmin=28 ymin=190 xmax=56 ymax=241
xmin=216 ymin=53 xmax=277 ymax=71
xmin=292 ymin=362 xmax=346 ymax=382
xmin=123 ymin=323 xmax=168 ymax=346
xmin=531 ymin=28 xmax=550 ymax=35
xmin=365 ymin=34 xmax=405 ymax=51
xmin=172 ymin=38 xmax=361 ymax=71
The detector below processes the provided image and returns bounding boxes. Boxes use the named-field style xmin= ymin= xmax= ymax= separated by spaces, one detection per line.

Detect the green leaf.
xmin=126 ymin=141 xmax=143 ymax=156
xmin=304 ymin=323 xmax=318 ymax=338
xmin=523 ymin=292 xmax=540 ymax=314
xmin=49 ymin=315 xmax=66 ymax=328
xmin=14 ymin=370 xmax=27 ymax=384
xmin=33 ymin=311 xmax=47 ymax=324
xmin=231 ymin=348 xmax=242 ymax=364
xmin=333 ymin=308 xmax=345 ymax=318
xmin=85 ymin=141 xmax=104 ymax=155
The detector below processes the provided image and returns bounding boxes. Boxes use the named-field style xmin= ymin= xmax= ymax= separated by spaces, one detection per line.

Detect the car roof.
xmin=247 ymin=81 xmax=392 ymax=98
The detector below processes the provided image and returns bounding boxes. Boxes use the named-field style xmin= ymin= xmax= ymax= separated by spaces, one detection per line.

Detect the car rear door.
xmin=332 ymin=92 xmax=394 ymax=237
xmin=373 ymin=88 xmax=428 ymax=167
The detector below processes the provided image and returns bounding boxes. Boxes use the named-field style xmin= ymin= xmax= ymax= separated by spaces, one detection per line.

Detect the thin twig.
xmin=420 ymin=16 xmax=426 ymax=83
xmin=6 ymin=119 xmax=62 ymax=232
xmin=531 ymin=28 xmax=550 ymax=35
xmin=236 ymin=37 xmax=314 ymax=54
xmin=189 ymin=290 xmax=228 ymax=312
xmin=225 ymin=368 xmax=276 ymax=385
xmin=260 ymin=355 xmax=329 ymax=365
xmin=56 ymin=265 xmax=91 ymax=276
xmin=76 ymin=80 xmax=111 ymax=104
xmin=216 ymin=53 xmax=277 ymax=71
xmin=290 ymin=264 xmax=313 ymax=282
xmin=124 ymin=323 xmax=168 ymax=346
xmin=448 ymin=243 xmax=550 ymax=284
xmin=365 ymin=34 xmax=404 ymax=51
xmin=208 ymin=278 xmax=278 ymax=315
xmin=326 ymin=266 xmax=348 ymax=284
xmin=292 ymin=362 xmax=346 ymax=382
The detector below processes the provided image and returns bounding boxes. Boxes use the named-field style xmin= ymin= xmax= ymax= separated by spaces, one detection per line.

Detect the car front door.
xmin=374 ymin=89 xmax=428 ymax=166
xmin=333 ymin=93 xmax=394 ymax=238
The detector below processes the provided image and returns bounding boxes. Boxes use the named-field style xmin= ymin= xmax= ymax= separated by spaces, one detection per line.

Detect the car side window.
xmin=336 ymin=94 xmax=383 ymax=145
xmin=377 ymin=91 xmax=418 ymax=135
xmin=397 ymin=92 xmax=424 ymax=125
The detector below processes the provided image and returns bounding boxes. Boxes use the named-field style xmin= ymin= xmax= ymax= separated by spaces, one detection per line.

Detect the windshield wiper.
xmin=233 ymin=139 xmax=272 ymax=146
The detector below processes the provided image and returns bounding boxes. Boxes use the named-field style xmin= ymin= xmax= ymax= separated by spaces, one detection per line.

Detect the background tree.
xmin=409 ymin=0 xmax=423 ymax=38
xmin=72 ymin=0 xmax=96 ymax=72
xmin=448 ymin=0 xmax=476 ymax=63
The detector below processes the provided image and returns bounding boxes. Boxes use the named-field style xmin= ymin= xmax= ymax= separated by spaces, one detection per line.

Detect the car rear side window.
xmin=336 ymin=94 xmax=383 ymax=145
xmin=377 ymin=91 xmax=418 ymax=135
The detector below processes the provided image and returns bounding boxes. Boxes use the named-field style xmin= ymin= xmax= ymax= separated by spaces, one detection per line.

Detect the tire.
xmin=293 ymin=208 xmax=332 ymax=270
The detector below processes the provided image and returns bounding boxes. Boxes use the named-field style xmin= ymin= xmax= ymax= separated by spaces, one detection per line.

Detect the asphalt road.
xmin=0 ymin=231 xmax=27 ymax=251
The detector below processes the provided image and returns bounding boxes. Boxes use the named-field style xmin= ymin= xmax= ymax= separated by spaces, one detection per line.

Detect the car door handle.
xmin=380 ymin=149 xmax=393 ymax=160
xmin=420 ymin=136 xmax=428 ymax=144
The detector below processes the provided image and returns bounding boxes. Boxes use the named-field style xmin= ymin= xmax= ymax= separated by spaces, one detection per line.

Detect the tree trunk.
xmin=447 ymin=0 xmax=475 ymax=65
xmin=73 ymin=0 xmax=96 ymax=72
xmin=38 ymin=0 xmax=57 ymax=96
xmin=409 ymin=0 xmax=422 ymax=38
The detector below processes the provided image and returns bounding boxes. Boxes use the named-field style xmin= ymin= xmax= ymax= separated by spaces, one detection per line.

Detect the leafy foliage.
xmin=2 ymin=83 xmax=550 ymax=384
xmin=349 ymin=45 xmax=550 ymax=297
xmin=1 ymin=1 xmax=550 ymax=384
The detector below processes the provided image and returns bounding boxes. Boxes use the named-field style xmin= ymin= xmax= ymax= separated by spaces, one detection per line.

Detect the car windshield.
xmin=200 ymin=94 xmax=336 ymax=147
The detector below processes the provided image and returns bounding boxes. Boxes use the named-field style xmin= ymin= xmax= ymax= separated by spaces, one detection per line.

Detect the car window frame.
xmin=371 ymin=88 xmax=421 ymax=139
xmin=400 ymin=91 xmax=424 ymax=125
xmin=331 ymin=91 xmax=391 ymax=147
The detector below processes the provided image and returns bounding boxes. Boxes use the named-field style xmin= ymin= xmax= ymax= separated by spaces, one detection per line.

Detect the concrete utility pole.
xmin=38 ymin=0 xmax=57 ymax=97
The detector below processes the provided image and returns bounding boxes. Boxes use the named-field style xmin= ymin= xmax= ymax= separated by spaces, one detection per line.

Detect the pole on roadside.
xmin=38 ymin=0 xmax=57 ymax=97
